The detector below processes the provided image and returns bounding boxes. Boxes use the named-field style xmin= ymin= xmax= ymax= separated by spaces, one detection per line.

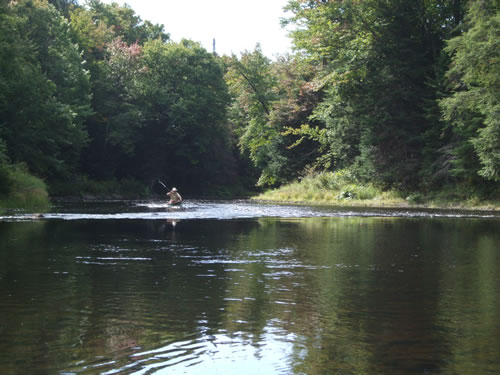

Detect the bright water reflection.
xmin=0 ymin=201 xmax=499 ymax=374
xmin=2 ymin=199 xmax=497 ymax=220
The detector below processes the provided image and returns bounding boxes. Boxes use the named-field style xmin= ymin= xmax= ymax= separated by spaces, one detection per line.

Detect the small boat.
xmin=167 ymin=200 xmax=183 ymax=207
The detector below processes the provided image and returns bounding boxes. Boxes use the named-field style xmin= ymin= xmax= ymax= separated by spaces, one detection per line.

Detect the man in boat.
xmin=167 ymin=187 xmax=182 ymax=205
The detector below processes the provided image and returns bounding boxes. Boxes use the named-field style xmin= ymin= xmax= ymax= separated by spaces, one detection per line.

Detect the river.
xmin=0 ymin=200 xmax=499 ymax=374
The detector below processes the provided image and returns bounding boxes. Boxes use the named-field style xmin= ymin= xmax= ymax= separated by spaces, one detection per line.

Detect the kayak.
xmin=167 ymin=201 xmax=183 ymax=207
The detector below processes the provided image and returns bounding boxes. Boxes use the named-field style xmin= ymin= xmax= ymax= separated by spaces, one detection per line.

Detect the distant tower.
xmin=212 ymin=38 xmax=216 ymax=55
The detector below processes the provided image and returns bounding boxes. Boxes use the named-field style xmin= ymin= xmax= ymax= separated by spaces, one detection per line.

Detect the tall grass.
xmin=0 ymin=165 xmax=50 ymax=210
xmin=253 ymin=170 xmax=499 ymax=210
xmin=254 ymin=170 xmax=405 ymax=207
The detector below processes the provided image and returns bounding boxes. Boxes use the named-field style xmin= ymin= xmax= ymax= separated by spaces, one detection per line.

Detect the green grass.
xmin=252 ymin=170 xmax=499 ymax=211
xmin=0 ymin=165 xmax=50 ymax=211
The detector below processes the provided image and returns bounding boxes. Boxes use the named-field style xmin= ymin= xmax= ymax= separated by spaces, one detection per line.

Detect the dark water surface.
xmin=0 ymin=200 xmax=499 ymax=374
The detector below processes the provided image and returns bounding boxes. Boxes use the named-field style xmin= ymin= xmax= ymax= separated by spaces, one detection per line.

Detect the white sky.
xmin=101 ymin=0 xmax=294 ymax=58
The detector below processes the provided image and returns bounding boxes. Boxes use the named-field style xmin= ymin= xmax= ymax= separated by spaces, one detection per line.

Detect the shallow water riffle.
xmin=0 ymin=200 xmax=499 ymax=374
xmin=2 ymin=199 xmax=497 ymax=221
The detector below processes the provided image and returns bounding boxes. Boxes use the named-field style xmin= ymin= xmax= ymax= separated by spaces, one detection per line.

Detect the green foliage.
xmin=0 ymin=163 xmax=50 ymax=209
xmin=47 ymin=0 xmax=78 ymax=15
xmin=226 ymin=47 xmax=278 ymax=165
xmin=1 ymin=0 xmax=91 ymax=179
xmin=255 ymin=169 xmax=498 ymax=209
xmin=283 ymin=0 xmax=468 ymax=189
xmin=299 ymin=169 xmax=379 ymax=200
xmin=1 ymin=0 xmax=498 ymax=203
xmin=255 ymin=169 xmax=400 ymax=205
xmin=138 ymin=39 xmax=232 ymax=187
xmin=226 ymin=49 xmax=323 ymax=186
xmin=100 ymin=38 xmax=145 ymax=156
xmin=85 ymin=0 xmax=169 ymax=45
xmin=440 ymin=0 xmax=500 ymax=181
xmin=69 ymin=2 xmax=239 ymax=192
xmin=69 ymin=6 xmax=114 ymax=59
xmin=68 ymin=0 xmax=168 ymax=180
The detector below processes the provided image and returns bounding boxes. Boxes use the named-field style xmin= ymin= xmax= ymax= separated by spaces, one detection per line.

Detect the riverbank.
xmin=252 ymin=172 xmax=499 ymax=212
xmin=253 ymin=194 xmax=499 ymax=212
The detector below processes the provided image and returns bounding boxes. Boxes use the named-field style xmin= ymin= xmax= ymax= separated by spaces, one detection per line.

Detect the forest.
xmin=0 ymin=0 xmax=498 ymax=207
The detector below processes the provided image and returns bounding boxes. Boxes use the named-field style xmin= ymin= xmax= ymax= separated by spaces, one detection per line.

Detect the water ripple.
xmin=2 ymin=199 xmax=497 ymax=221
xmin=92 ymin=332 xmax=295 ymax=375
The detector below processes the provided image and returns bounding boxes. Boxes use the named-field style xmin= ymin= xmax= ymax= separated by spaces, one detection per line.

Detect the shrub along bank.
xmin=0 ymin=165 xmax=50 ymax=212
xmin=253 ymin=171 xmax=500 ymax=211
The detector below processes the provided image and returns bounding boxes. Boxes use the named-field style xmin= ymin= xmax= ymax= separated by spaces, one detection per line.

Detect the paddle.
xmin=157 ymin=179 xmax=168 ymax=190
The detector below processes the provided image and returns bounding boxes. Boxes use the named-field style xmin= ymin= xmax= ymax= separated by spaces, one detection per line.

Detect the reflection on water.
xmin=0 ymin=201 xmax=499 ymax=374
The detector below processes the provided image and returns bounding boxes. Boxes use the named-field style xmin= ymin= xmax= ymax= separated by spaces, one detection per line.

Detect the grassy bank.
xmin=252 ymin=171 xmax=499 ymax=211
xmin=0 ymin=165 xmax=50 ymax=212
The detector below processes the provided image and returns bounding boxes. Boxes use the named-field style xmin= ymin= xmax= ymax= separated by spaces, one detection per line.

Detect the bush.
xmin=254 ymin=168 xmax=498 ymax=210
xmin=406 ymin=193 xmax=425 ymax=204
xmin=0 ymin=163 xmax=50 ymax=209
xmin=301 ymin=169 xmax=359 ymax=191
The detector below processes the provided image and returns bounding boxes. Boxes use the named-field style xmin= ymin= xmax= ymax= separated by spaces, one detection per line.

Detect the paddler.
xmin=167 ymin=187 xmax=182 ymax=205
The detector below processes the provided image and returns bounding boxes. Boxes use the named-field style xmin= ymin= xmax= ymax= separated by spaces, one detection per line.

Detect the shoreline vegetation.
xmin=1 ymin=1 xmax=499 ymax=215
xmin=0 ymin=165 xmax=50 ymax=212
xmin=2 ymin=169 xmax=497 ymax=214
xmin=252 ymin=171 xmax=499 ymax=212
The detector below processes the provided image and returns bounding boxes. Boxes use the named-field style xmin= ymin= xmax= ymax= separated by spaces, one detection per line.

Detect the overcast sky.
xmin=101 ymin=0 xmax=294 ymax=58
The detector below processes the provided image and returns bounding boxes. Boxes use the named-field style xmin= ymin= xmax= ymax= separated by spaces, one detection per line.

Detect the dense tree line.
xmin=0 ymin=0 xmax=244 ymax=197
xmin=0 ymin=0 xmax=498 ymax=199
xmin=228 ymin=0 xmax=499 ymax=193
